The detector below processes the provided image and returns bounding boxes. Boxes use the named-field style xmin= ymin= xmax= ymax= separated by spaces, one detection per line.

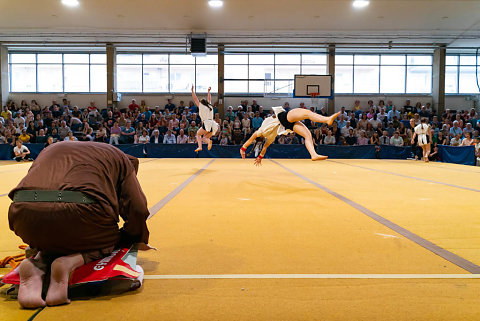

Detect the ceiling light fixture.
xmin=352 ymin=0 xmax=370 ymax=9
xmin=61 ymin=0 xmax=80 ymax=7
xmin=208 ymin=0 xmax=223 ymax=8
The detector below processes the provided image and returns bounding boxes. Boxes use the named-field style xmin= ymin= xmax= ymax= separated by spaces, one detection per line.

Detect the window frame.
xmin=334 ymin=53 xmax=433 ymax=95
xmin=8 ymin=52 xmax=107 ymax=94
xmin=115 ymin=52 xmax=218 ymax=94
xmin=223 ymin=53 xmax=328 ymax=95
xmin=445 ymin=54 xmax=480 ymax=95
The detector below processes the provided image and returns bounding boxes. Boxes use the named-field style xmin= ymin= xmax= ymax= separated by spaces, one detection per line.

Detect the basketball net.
xmin=310 ymin=93 xmax=320 ymax=110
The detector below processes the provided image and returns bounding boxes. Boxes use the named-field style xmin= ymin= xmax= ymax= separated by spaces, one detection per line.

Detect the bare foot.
xmin=207 ymin=140 xmax=212 ymax=150
xmin=327 ymin=112 xmax=341 ymax=126
xmin=18 ymin=259 xmax=46 ymax=309
xmin=240 ymin=148 xmax=246 ymax=159
xmin=195 ymin=147 xmax=202 ymax=152
xmin=45 ymin=254 xmax=83 ymax=306
xmin=312 ymin=155 xmax=328 ymax=161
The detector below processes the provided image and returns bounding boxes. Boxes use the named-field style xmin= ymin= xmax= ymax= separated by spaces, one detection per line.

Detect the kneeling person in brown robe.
xmin=8 ymin=141 xmax=150 ymax=308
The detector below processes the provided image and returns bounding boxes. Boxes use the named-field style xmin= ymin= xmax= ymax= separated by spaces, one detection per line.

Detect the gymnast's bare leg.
xmin=287 ymin=108 xmax=340 ymax=126
xmin=293 ymin=122 xmax=328 ymax=161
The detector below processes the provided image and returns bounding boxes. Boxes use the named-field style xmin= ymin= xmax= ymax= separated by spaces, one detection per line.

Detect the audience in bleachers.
xmin=1 ymin=97 xmax=479 ymax=162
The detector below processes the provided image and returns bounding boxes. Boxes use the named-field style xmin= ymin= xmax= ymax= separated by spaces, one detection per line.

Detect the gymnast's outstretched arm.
xmin=191 ymin=85 xmax=200 ymax=107
xmin=240 ymin=131 xmax=258 ymax=159
xmin=207 ymin=87 xmax=212 ymax=104
xmin=254 ymin=137 xmax=275 ymax=166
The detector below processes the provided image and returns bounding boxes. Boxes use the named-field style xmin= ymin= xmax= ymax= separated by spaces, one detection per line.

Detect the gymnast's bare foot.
xmin=327 ymin=112 xmax=341 ymax=126
xmin=195 ymin=147 xmax=202 ymax=152
xmin=207 ymin=140 xmax=212 ymax=150
xmin=312 ymin=155 xmax=328 ymax=161
xmin=45 ymin=254 xmax=83 ymax=306
xmin=18 ymin=259 xmax=46 ymax=309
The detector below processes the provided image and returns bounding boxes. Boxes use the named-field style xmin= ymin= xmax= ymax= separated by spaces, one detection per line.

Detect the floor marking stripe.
xmin=0 ymin=193 xmax=7 ymax=197
xmin=27 ymin=307 xmax=45 ymax=321
xmin=329 ymin=160 xmax=480 ymax=193
xmin=380 ymin=159 xmax=480 ymax=175
xmin=147 ymin=159 xmax=215 ymax=219
xmin=143 ymin=274 xmax=480 ymax=280
xmin=270 ymin=159 xmax=480 ymax=274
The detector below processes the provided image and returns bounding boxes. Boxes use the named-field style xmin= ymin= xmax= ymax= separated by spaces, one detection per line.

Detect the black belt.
xmin=13 ymin=190 xmax=96 ymax=204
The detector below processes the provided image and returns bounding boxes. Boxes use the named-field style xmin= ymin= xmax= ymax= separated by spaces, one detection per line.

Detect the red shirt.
xmin=129 ymin=103 xmax=139 ymax=111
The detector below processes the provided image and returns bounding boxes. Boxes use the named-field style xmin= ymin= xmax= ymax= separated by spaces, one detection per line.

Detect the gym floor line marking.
xmin=270 ymin=159 xmax=480 ymax=274
xmin=147 ymin=159 xmax=215 ymax=219
xmin=329 ymin=160 xmax=480 ymax=193
xmin=0 ymin=193 xmax=8 ymax=197
xmin=141 ymin=158 xmax=161 ymax=164
xmin=381 ymin=159 xmax=480 ymax=175
xmin=143 ymin=274 xmax=480 ymax=280
xmin=425 ymin=163 xmax=480 ymax=175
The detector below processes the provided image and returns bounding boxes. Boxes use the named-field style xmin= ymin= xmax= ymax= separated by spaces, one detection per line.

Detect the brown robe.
xmin=8 ymin=141 xmax=150 ymax=255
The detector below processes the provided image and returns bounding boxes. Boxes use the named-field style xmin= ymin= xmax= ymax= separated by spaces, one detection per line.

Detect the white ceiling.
xmin=0 ymin=0 xmax=479 ymax=47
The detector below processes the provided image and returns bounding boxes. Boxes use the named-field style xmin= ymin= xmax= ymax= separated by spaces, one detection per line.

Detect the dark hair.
xmin=200 ymin=99 xmax=213 ymax=111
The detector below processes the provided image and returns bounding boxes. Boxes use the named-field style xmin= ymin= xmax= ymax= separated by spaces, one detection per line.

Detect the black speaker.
xmin=190 ymin=34 xmax=207 ymax=56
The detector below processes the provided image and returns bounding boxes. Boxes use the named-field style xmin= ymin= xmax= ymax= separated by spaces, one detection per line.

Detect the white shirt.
xmin=341 ymin=126 xmax=353 ymax=137
xmin=177 ymin=135 xmax=188 ymax=144
xmin=138 ymin=135 xmax=150 ymax=144
xmin=14 ymin=145 xmax=29 ymax=155
xmin=390 ymin=136 xmax=404 ymax=147
xmin=256 ymin=106 xmax=293 ymax=143
xmin=369 ymin=119 xmax=381 ymax=129
xmin=324 ymin=135 xmax=336 ymax=145
xmin=14 ymin=116 xmax=25 ymax=127
xmin=198 ymin=102 xmax=213 ymax=121
xmin=377 ymin=112 xmax=387 ymax=122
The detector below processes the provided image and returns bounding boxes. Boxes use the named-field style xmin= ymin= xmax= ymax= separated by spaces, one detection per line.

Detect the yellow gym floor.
xmin=1 ymin=158 xmax=480 ymax=320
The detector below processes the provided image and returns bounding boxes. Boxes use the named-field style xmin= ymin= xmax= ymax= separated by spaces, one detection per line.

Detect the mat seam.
xmin=147 ymin=159 xmax=215 ymax=219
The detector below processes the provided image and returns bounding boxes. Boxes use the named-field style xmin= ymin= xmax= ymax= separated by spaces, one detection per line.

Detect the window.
xmin=9 ymin=52 xmax=106 ymax=93
xmin=224 ymin=53 xmax=327 ymax=94
xmin=116 ymin=53 xmax=218 ymax=93
xmin=445 ymin=54 xmax=480 ymax=94
xmin=335 ymin=54 xmax=432 ymax=94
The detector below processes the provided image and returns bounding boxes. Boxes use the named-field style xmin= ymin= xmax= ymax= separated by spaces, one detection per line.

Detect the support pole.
xmin=327 ymin=44 xmax=335 ymax=115
xmin=218 ymin=44 xmax=225 ymax=119
xmin=106 ymin=43 xmax=116 ymax=109
xmin=432 ymin=46 xmax=446 ymax=116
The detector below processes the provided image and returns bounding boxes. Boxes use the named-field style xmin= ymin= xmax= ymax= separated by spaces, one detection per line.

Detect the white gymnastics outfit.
xmin=198 ymin=101 xmax=219 ymax=135
xmin=256 ymin=106 xmax=294 ymax=142
xmin=414 ymin=123 xmax=430 ymax=146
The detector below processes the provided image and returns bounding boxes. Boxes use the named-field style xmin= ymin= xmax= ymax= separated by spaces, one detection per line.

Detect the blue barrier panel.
xmin=378 ymin=145 xmax=412 ymax=159
xmin=145 ymin=144 xmax=197 ymax=158
xmin=317 ymin=145 xmax=376 ymax=159
xmin=438 ymin=145 xmax=475 ymax=166
xmin=267 ymin=144 xmax=311 ymax=159
xmin=0 ymin=143 xmax=45 ymax=160
xmin=198 ymin=145 xmax=244 ymax=158
xmin=0 ymin=143 xmax=475 ymax=165
xmin=25 ymin=144 xmax=45 ymax=159
xmin=0 ymin=144 xmax=13 ymax=160
xmin=114 ymin=144 xmax=145 ymax=158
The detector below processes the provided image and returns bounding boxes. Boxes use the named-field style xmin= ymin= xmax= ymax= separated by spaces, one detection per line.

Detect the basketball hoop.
xmin=309 ymin=92 xmax=320 ymax=110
